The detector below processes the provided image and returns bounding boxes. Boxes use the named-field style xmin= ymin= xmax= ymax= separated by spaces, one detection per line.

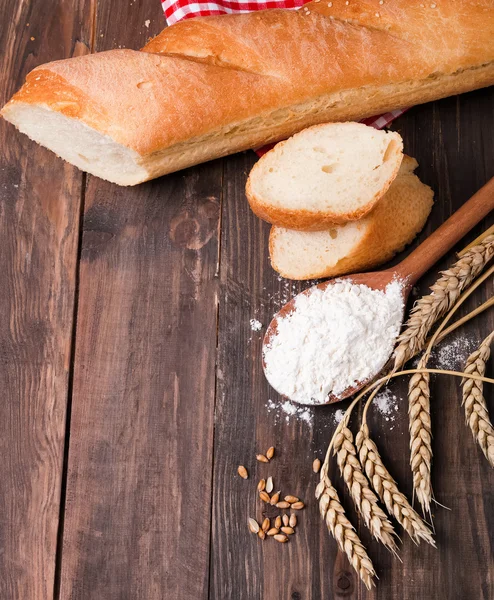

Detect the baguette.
xmin=246 ymin=122 xmax=404 ymax=230
xmin=2 ymin=1 xmax=494 ymax=185
xmin=269 ymin=156 xmax=434 ymax=280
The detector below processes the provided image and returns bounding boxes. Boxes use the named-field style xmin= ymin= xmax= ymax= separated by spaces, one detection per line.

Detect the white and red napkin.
xmin=160 ymin=0 xmax=407 ymax=153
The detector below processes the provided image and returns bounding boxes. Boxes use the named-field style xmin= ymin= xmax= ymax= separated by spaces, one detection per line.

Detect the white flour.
xmin=332 ymin=408 xmax=346 ymax=425
xmin=250 ymin=319 xmax=263 ymax=331
xmin=433 ymin=336 xmax=478 ymax=370
xmin=263 ymin=279 xmax=404 ymax=405
xmin=373 ymin=388 xmax=399 ymax=429
xmin=265 ymin=399 xmax=314 ymax=425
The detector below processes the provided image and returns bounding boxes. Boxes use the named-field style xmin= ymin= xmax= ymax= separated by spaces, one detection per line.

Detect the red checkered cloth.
xmin=160 ymin=0 xmax=407 ymax=151
xmin=162 ymin=0 xmax=307 ymax=25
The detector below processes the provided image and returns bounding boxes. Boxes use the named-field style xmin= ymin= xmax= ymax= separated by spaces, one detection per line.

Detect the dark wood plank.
xmin=0 ymin=0 xmax=91 ymax=598
xmin=58 ymin=6 xmax=221 ymax=597
xmin=211 ymin=87 xmax=494 ymax=600
xmin=59 ymin=164 xmax=222 ymax=600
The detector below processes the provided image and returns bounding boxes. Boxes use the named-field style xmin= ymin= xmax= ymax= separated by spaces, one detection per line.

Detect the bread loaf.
xmin=2 ymin=1 xmax=494 ymax=185
xmin=246 ymin=122 xmax=404 ymax=230
xmin=269 ymin=156 xmax=434 ymax=280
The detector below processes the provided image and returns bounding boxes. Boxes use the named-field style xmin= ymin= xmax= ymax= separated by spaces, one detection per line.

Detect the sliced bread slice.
xmin=246 ymin=122 xmax=404 ymax=231
xmin=269 ymin=156 xmax=433 ymax=280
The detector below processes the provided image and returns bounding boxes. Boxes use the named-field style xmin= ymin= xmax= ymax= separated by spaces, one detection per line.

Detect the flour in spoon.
xmin=263 ymin=279 xmax=404 ymax=404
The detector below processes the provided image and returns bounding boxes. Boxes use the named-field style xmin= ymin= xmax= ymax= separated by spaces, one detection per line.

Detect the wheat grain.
xmin=237 ymin=466 xmax=248 ymax=479
xmin=333 ymin=426 xmax=399 ymax=554
xmin=356 ymin=424 xmax=435 ymax=546
xmin=266 ymin=476 xmax=274 ymax=493
xmin=289 ymin=514 xmax=297 ymax=528
xmin=261 ymin=518 xmax=270 ymax=532
xmin=313 ymin=458 xmax=321 ymax=473
xmin=275 ymin=516 xmax=282 ymax=529
xmin=393 ymin=234 xmax=494 ymax=370
xmin=257 ymin=479 xmax=266 ymax=492
xmin=291 ymin=501 xmax=305 ymax=510
xmin=270 ymin=491 xmax=280 ymax=505
xmin=266 ymin=446 xmax=275 ymax=460
xmin=276 ymin=501 xmax=290 ymax=509
xmin=274 ymin=534 xmax=288 ymax=543
xmin=256 ymin=454 xmax=269 ymax=463
xmin=284 ymin=495 xmax=299 ymax=503
xmin=281 ymin=527 xmax=295 ymax=535
xmin=316 ymin=470 xmax=375 ymax=589
xmin=248 ymin=518 xmax=259 ymax=533
xmin=267 ymin=528 xmax=279 ymax=536
xmin=462 ymin=331 xmax=494 ymax=467
xmin=408 ymin=356 xmax=433 ymax=515
xmin=282 ymin=514 xmax=289 ymax=527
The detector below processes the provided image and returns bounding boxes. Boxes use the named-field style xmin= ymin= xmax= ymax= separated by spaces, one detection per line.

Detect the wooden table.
xmin=1 ymin=1 xmax=493 ymax=598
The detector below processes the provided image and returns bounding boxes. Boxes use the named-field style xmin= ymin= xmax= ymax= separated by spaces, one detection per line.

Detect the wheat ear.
xmin=317 ymin=402 xmax=377 ymax=590
xmin=393 ymin=234 xmax=494 ymax=370
xmin=408 ymin=356 xmax=433 ymax=515
xmin=333 ymin=426 xmax=399 ymax=555
xmin=462 ymin=330 xmax=494 ymax=467
xmin=356 ymin=424 xmax=435 ymax=546
xmin=316 ymin=471 xmax=376 ymax=590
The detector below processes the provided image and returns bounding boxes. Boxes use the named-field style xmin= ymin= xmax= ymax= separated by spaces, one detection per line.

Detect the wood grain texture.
xmin=59 ymin=158 xmax=222 ymax=599
xmin=0 ymin=0 xmax=89 ymax=598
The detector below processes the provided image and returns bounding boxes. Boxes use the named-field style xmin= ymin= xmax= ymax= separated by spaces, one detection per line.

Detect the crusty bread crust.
xmin=269 ymin=156 xmax=434 ymax=279
xmin=2 ymin=1 xmax=494 ymax=184
xmin=245 ymin=123 xmax=403 ymax=230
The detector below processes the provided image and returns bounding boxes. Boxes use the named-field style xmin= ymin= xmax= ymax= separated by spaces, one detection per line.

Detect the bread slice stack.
xmin=246 ymin=122 xmax=434 ymax=280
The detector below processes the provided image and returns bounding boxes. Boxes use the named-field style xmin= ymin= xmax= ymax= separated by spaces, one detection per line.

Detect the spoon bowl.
xmin=263 ymin=177 xmax=494 ymax=405
xmin=262 ymin=269 xmax=410 ymax=405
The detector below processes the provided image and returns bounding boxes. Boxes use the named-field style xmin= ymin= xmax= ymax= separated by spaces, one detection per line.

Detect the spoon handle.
xmin=395 ymin=177 xmax=494 ymax=286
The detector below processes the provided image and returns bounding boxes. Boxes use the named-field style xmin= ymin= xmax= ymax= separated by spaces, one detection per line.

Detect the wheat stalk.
xmin=356 ymin=424 xmax=435 ymax=546
xmin=316 ymin=472 xmax=376 ymax=590
xmin=333 ymin=426 xmax=399 ymax=555
xmin=431 ymin=297 xmax=494 ymax=347
xmin=393 ymin=234 xmax=494 ymax=370
xmin=462 ymin=330 xmax=494 ymax=467
xmin=407 ymin=355 xmax=433 ymax=515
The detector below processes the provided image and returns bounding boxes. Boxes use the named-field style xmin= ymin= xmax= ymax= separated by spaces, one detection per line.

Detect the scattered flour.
xmin=144 ymin=19 xmax=150 ymax=27
xmin=250 ymin=319 xmax=263 ymax=331
xmin=329 ymin=392 xmax=398 ymax=429
xmin=263 ymin=279 xmax=404 ymax=404
xmin=266 ymin=399 xmax=314 ymax=425
xmin=332 ymin=408 xmax=345 ymax=425
xmin=406 ymin=335 xmax=477 ymax=371
xmin=373 ymin=389 xmax=399 ymax=429
xmin=433 ymin=336 xmax=478 ymax=371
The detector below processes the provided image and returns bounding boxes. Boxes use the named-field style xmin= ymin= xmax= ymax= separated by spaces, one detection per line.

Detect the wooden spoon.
xmin=263 ymin=177 xmax=494 ymax=405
